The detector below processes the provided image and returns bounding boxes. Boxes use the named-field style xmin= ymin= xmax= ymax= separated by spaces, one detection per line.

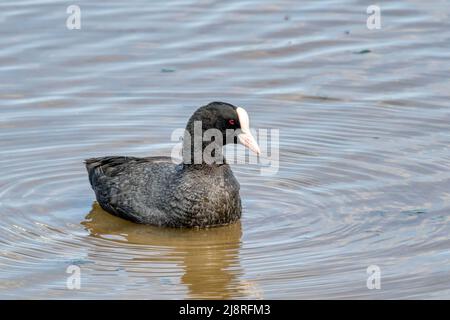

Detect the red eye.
xmin=228 ymin=119 xmax=235 ymax=126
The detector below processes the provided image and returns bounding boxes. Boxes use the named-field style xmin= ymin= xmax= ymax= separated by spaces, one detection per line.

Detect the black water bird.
xmin=85 ymin=102 xmax=260 ymax=227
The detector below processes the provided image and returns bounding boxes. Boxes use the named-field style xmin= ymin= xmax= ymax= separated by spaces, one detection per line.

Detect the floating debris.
xmin=353 ymin=49 xmax=371 ymax=54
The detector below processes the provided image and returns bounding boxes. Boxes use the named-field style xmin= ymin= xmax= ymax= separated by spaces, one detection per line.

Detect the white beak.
xmin=236 ymin=107 xmax=261 ymax=155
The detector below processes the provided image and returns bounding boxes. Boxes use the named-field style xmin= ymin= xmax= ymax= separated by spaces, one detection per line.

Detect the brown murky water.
xmin=1 ymin=0 xmax=450 ymax=299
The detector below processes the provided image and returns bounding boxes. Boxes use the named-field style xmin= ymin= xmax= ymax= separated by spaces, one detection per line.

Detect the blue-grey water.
xmin=1 ymin=0 xmax=450 ymax=299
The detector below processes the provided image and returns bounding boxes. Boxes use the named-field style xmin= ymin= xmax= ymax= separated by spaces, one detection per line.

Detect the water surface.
xmin=1 ymin=0 xmax=450 ymax=299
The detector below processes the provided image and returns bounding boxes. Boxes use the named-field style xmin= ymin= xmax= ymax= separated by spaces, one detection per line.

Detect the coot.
xmin=85 ymin=101 xmax=260 ymax=227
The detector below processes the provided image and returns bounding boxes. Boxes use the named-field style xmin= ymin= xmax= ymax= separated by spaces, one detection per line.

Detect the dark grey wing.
xmin=84 ymin=156 xmax=173 ymax=223
xmin=85 ymin=156 xmax=138 ymax=221
xmin=85 ymin=156 xmax=172 ymax=184
xmin=86 ymin=156 xmax=133 ymax=184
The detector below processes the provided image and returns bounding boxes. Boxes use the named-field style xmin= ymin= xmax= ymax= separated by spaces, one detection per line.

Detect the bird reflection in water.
xmin=82 ymin=203 xmax=262 ymax=299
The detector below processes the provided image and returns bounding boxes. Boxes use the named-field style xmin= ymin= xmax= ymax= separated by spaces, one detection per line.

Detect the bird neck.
xmin=181 ymin=124 xmax=225 ymax=166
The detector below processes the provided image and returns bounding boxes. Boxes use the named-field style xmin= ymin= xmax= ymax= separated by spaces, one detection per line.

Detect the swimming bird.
xmin=85 ymin=101 xmax=260 ymax=227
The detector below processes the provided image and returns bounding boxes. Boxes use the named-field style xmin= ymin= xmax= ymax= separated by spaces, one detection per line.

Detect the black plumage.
xmin=85 ymin=102 xmax=257 ymax=228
